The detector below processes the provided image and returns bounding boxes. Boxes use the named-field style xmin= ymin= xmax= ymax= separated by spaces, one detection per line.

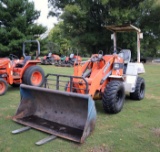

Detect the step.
xmin=13 ymin=75 xmax=21 ymax=79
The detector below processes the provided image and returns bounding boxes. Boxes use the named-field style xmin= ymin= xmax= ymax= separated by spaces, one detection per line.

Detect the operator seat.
xmin=16 ymin=56 xmax=31 ymax=67
xmin=118 ymin=49 xmax=131 ymax=74
xmin=118 ymin=49 xmax=131 ymax=63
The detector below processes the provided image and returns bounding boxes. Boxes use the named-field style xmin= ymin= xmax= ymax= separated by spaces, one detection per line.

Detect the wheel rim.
xmin=31 ymin=71 xmax=43 ymax=86
xmin=0 ymin=81 xmax=6 ymax=94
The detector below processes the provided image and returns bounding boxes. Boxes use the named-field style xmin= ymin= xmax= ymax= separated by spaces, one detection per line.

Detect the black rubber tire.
xmin=0 ymin=79 xmax=8 ymax=96
xmin=102 ymin=80 xmax=125 ymax=114
xmin=49 ymin=58 xmax=54 ymax=65
xmin=23 ymin=66 xmax=45 ymax=87
xmin=41 ymin=59 xmax=45 ymax=65
xmin=130 ymin=77 xmax=145 ymax=100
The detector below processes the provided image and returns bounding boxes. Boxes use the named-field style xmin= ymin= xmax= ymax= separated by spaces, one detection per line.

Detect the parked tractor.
xmin=55 ymin=53 xmax=82 ymax=67
xmin=0 ymin=40 xmax=45 ymax=95
xmin=12 ymin=24 xmax=145 ymax=144
xmin=41 ymin=42 xmax=61 ymax=65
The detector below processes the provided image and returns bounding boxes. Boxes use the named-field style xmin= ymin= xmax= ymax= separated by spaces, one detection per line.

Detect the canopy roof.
xmin=105 ymin=24 xmax=141 ymax=33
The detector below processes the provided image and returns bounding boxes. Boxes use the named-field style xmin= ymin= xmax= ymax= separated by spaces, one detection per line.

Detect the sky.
xmin=30 ymin=0 xmax=58 ymax=30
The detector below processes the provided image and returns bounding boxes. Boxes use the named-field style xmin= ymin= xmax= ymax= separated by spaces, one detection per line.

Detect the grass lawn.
xmin=0 ymin=63 xmax=160 ymax=152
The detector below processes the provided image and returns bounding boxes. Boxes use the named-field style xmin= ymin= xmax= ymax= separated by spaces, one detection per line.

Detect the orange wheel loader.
xmin=0 ymin=40 xmax=45 ymax=95
xmin=12 ymin=24 xmax=145 ymax=144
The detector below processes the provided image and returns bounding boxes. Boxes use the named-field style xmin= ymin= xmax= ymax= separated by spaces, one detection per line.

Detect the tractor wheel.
xmin=41 ymin=59 xmax=45 ymax=65
xmin=49 ymin=58 xmax=54 ymax=65
xmin=102 ymin=80 xmax=125 ymax=114
xmin=130 ymin=77 xmax=145 ymax=100
xmin=44 ymin=60 xmax=47 ymax=65
xmin=0 ymin=79 xmax=8 ymax=95
xmin=23 ymin=66 xmax=45 ymax=87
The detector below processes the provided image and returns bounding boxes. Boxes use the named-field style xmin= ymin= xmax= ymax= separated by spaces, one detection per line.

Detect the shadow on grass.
xmin=95 ymin=100 xmax=104 ymax=114
xmin=7 ymin=85 xmax=20 ymax=94
xmin=94 ymin=95 xmax=141 ymax=115
xmin=125 ymin=95 xmax=133 ymax=102
xmin=125 ymin=94 xmax=143 ymax=104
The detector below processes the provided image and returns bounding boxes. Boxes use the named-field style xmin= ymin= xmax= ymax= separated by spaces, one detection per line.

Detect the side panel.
xmin=126 ymin=63 xmax=145 ymax=75
xmin=124 ymin=62 xmax=145 ymax=92
xmin=123 ymin=75 xmax=137 ymax=93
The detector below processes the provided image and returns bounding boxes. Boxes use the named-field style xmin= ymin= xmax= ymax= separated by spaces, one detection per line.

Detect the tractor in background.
xmin=41 ymin=42 xmax=61 ymax=65
xmin=55 ymin=53 xmax=82 ymax=67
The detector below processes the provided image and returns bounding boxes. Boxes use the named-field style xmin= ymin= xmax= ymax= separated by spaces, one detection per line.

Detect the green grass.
xmin=0 ymin=63 xmax=160 ymax=152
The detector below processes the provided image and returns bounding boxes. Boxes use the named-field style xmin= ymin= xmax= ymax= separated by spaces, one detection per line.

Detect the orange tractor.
xmin=41 ymin=42 xmax=61 ymax=65
xmin=12 ymin=24 xmax=145 ymax=144
xmin=55 ymin=53 xmax=82 ymax=67
xmin=41 ymin=53 xmax=61 ymax=65
xmin=0 ymin=40 xmax=45 ymax=95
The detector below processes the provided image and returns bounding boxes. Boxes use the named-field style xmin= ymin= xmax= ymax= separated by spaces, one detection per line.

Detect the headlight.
xmin=1 ymin=74 xmax=7 ymax=78
xmin=113 ymin=63 xmax=124 ymax=70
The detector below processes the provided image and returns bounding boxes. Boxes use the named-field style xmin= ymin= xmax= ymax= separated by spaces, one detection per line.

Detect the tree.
xmin=48 ymin=0 xmax=160 ymax=58
xmin=49 ymin=0 xmax=111 ymax=54
xmin=48 ymin=22 xmax=71 ymax=55
xmin=0 ymin=0 xmax=47 ymax=57
xmin=139 ymin=0 xmax=160 ymax=57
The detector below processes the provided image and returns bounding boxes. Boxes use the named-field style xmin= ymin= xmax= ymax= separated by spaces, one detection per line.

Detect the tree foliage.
xmin=48 ymin=22 xmax=71 ymax=55
xmin=48 ymin=0 xmax=160 ymax=57
xmin=0 ymin=0 xmax=47 ymax=57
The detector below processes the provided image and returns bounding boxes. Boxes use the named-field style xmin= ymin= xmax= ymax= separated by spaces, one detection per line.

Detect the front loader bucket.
xmin=12 ymin=84 xmax=96 ymax=143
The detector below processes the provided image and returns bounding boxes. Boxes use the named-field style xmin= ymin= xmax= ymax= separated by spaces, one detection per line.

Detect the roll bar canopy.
xmin=105 ymin=24 xmax=143 ymax=63
xmin=22 ymin=40 xmax=40 ymax=59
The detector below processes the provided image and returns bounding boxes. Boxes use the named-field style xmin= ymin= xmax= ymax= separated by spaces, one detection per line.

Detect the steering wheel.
xmin=9 ymin=54 xmax=19 ymax=60
xmin=110 ymin=46 xmax=122 ymax=54
xmin=91 ymin=50 xmax=103 ymax=62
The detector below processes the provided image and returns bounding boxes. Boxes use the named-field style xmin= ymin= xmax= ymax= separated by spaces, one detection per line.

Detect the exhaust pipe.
xmin=12 ymin=84 xmax=96 ymax=143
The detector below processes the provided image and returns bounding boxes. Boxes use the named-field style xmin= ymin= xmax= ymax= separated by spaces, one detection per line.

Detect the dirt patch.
xmin=134 ymin=122 xmax=145 ymax=128
xmin=88 ymin=145 xmax=111 ymax=152
xmin=0 ymin=146 xmax=11 ymax=152
xmin=151 ymin=128 xmax=160 ymax=137
xmin=145 ymin=94 xmax=160 ymax=100
xmin=5 ymin=115 xmax=12 ymax=120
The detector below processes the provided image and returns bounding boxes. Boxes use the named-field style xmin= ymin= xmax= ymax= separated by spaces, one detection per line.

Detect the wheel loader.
xmin=0 ymin=40 xmax=45 ymax=95
xmin=12 ymin=24 xmax=145 ymax=144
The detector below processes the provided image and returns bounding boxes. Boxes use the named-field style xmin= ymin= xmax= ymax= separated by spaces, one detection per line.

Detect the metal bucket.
xmin=12 ymin=84 xmax=96 ymax=143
